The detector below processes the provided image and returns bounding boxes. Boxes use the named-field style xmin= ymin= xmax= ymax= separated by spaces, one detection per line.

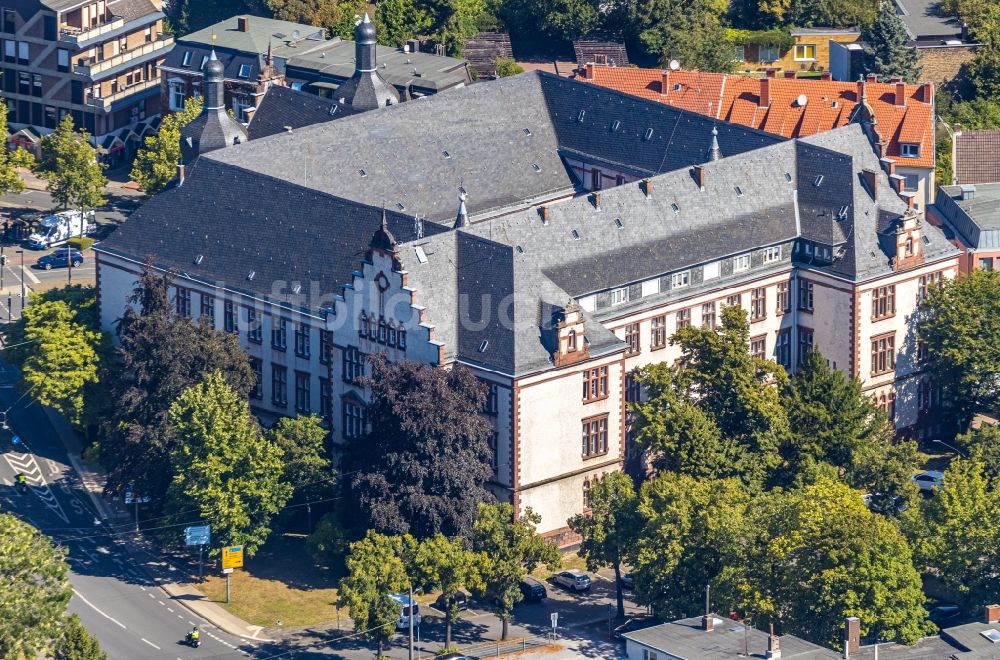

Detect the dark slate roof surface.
xmin=622 ymin=617 xmax=839 ymax=659
xmin=247 ymin=85 xmax=353 ymax=140
xmin=163 ymin=45 xmax=265 ymax=82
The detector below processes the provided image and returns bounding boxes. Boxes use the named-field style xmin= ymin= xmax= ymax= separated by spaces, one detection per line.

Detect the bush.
xmin=67 ymin=237 xmax=95 ymax=251
xmin=493 ymin=57 xmax=524 ymax=78
xmin=306 ymin=512 xmax=349 ymax=571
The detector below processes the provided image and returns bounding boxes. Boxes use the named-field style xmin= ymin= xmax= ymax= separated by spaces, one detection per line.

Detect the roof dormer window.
xmin=181 ymin=51 xmax=192 ymax=67
xmin=901 ymin=143 xmax=920 ymax=158
xmin=238 ymin=63 xmax=252 ymax=78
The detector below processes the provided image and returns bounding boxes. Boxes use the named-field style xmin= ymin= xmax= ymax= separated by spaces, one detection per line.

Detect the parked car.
xmin=912 ymin=470 xmax=944 ymax=492
xmin=434 ymin=590 xmax=471 ymax=612
xmin=389 ymin=593 xmax=420 ymax=630
xmin=519 ymin=576 xmax=547 ymax=602
xmin=35 ymin=248 xmax=84 ymax=270
xmin=861 ymin=493 xmax=909 ymax=514
xmin=930 ymin=604 xmax=962 ymax=627
xmin=554 ymin=569 xmax=592 ymax=592
xmin=614 ymin=616 xmax=662 ymax=640
xmin=438 ymin=654 xmax=472 ymax=660
xmin=619 ymin=572 xmax=635 ymax=589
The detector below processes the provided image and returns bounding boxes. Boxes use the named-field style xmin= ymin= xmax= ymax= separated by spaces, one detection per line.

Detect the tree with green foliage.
xmin=968 ymin=47 xmax=1000 ymax=99
xmin=636 ymin=5 xmax=736 ymax=72
xmin=957 ymin=422 xmax=1000 ymax=479
xmin=130 ymin=96 xmax=202 ymax=197
xmin=345 ymin=356 xmax=494 ymax=538
xmin=269 ymin=414 xmax=333 ymax=511
xmin=0 ymin=512 xmax=72 ymax=657
xmin=164 ymin=0 xmax=267 ymax=33
xmin=53 ymin=614 xmax=107 ymax=660
xmin=918 ymin=269 xmax=1000 ymax=428
xmin=101 ymin=260 xmax=254 ymax=504
xmin=266 ymin=0 xmax=345 ymax=23
xmin=0 ymin=101 xmax=34 ymax=195
xmin=720 ymin=477 xmax=930 ymax=649
xmin=339 ymin=531 xmax=411 ymax=658
xmin=568 ymin=472 xmax=640 ymax=618
xmin=34 ymin=115 xmax=106 ymax=211
xmin=493 ymin=56 xmax=524 ymax=77
xmin=861 ymin=2 xmax=922 ymax=83
xmin=471 ymin=502 xmax=560 ymax=639
xmin=307 ymin=511 xmax=351 ymax=570
xmin=411 ymin=533 xmax=480 ymax=648
xmin=5 ymin=285 xmax=101 ymax=365
xmin=20 ymin=299 xmax=103 ymax=425
xmin=374 ymin=0 xmax=431 ymax=47
xmin=166 ymin=371 xmax=291 ymax=555
xmin=631 ymin=473 xmax=749 ymax=619
xmin=910 ymin=457 xmax=1000 ymax=614
xmin=848 ymin=438 xmax=921 ymax=515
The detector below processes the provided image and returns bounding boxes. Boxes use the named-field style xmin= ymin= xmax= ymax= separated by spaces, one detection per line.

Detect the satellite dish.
xmin=292 ymin=29 xmax=300 ymax=39
xmin=668 ymin=59 xmax=680 ymax=71
xmin=796 ymin=93 xmax=808 ymax=107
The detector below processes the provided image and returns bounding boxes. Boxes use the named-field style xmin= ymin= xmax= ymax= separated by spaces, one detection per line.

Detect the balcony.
xmin=85 ymin=77 xmax=159 ymax=111
xmin=59 ymin=15 xmax=124 ymax=45
xmin=73 ymin=35 xmax=173 ymax=78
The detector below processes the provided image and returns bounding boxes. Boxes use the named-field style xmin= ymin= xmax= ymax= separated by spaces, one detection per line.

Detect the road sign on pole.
xmin=221 ymin=545 xmax=244 ymax=569
xmin=185 ymin=525 xmax=211 ymax=546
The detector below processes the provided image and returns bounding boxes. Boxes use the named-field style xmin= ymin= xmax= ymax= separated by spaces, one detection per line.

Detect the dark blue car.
xmin=36 ymin=248 xmax=83 ymax=270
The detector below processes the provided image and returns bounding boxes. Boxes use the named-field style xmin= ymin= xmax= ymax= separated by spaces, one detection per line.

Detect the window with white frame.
xmin=611 ymin=287 xmax=628 ymax=305
xmin=734 ymin=253 xmax=751 ymax=272
xmin=671 ymin=270 xmax=690 ymax=289
xmin=703 ymin=261 xmax=719 ymax=280
xmin=231 ymin=94 xmax=253 ymax=122
xmin=762 ymin=246 xmax=781 ymax=264
xmin=794 ymin=44 xmax=816 ymax=61
xmin=168 ymin=80 xmax=185 ymax=111
xmin=900 ymin=143 xmax=920 ymax=158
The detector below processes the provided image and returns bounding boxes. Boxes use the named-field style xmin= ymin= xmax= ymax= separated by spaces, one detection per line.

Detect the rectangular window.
xmin=763 ymin=246 xmax=782 ymax=264
xmin=798 ymin=327 xmax=813 ymax=364
xmin=319 ymin=377 xmax=331 ymax=421
xmin=750 ymin=334 xmax=766 ymax=360
xmin=17 ymin=70 xmax=28 ymax=95
xmin=904 ymin=174 xmax=920 ymax=191
xmin=650 ymin=315 xmax=667 ymax=349
xmin=798 ymin=279 xmax=814 ymax=311
xmin=775 ymin=328 xmax=791 ymax=368
xmin=750 ymin=287 xmax=766 ymax=322
xmin=343 ymin=400 xmax=365 ymax=439
xmin=591 ymin=168 xmax=602 ymax=190
xmin=734 ymin=254 xmax=750 ymax=272
xmin=174 ymin=287 xmax=191 ymax=317
xmin=16 ymin=40 xmax=27 ymax=64
xmin=871 ymin=333 xmax=896 ymax=376
xmin=250 ymin=358 xmax=262 ymax=399
xmin=582 ymin=414 xmax=609 ymax=457
xmin=794 ymin=44 xmax=816 ymax=61
xmin=181 ymin=51 xmax=192 ymax=67
xmin=582 ymin=366 xmax=609 ymax=402
xmin=144 ymin=26 xmax=153 ymax=42
xmin=319 ymin=330 xmax=332 ymax=365
xmin=979 ymin=257 xmax=994 ymax=272
xmin=246 ymin=308 xmax=262 ymax=343
xmin=734 ymin=44 xmax=746 ymax=61
xmin=200 ymin=294 xmax=214 ymax=325
xmin=224 ymin=301 xmax=236 ymax=333
xmin=759 ymin=45 xmax=779 ymax=61
xmin=917 ymin=339 xmax=929 ymax=363
xmin=625 ymin=371 xmax=640 ymax=403
xmin=776 ymin=281 xmax=790 ymax=315
xmin=488 ymin=432 xmax=499 ymax=473
xmin=3 ymin=40 xmax=13 ymax=63
xmin=295 ymin=371 xmax=310 ymax=413
xmin=702 ymin=302 xmax=716 ymax=329
xmin=169 ymin=81 xmax=186 ymax=112
xmin=624 ymin=322 xmax=640 ymax=356
xmin=2 ymin=9 xmax=15 ymax=34
xmin=611 ymin=287 xmax=628 ymax=305
xmin=272 ymin=317 xmax=288 ymax=350
xmin=343 ymin=346 xmax=365 ymax=383
xmin=483 ymin=381 xmax=499 ymax=414
xmin=871 ymin=285 xmax=896 ymax=320
xmin=294 ymin=324 xmax=311 ymax=358
xmin=272 ymin=365 xmax=287 ymax=406
xmin=726 ymin=293 xmax=742 ymax=308
xmin=917 ymin=272 xmax=942 ymax=302
xmin=900 ymin=143 xmax=920 ymax=158
xmin=676 ymin=308 xmax=691 ymax=330
xmin=703 ymin=261 xmax=719 ymax=280
xmin=671 ymin=271 xmax=690 ymax=289
xmin=57 ymin=48 xmax=69 ymax=73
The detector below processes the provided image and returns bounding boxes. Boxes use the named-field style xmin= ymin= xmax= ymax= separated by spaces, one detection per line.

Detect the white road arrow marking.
xmin=3 ymin=452 xmax=69 ymax=523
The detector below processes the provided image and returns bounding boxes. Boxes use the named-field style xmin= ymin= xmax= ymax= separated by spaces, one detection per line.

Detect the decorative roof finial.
xmin=455 ymin=188 xmax=469 ymax=228
xmin=706 ymin=126 xmax=722 ymax=162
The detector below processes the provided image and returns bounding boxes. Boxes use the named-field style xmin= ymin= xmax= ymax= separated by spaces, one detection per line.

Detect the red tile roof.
xmin=582 ymin=65 xmax=935 ymax=169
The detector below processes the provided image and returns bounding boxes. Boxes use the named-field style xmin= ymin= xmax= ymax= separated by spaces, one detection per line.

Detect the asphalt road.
xmin=0 ymin=359 xmax=257 ymax=659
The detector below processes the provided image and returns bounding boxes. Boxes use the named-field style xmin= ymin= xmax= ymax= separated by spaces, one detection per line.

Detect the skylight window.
xmin=532 ymin=163 xmax=541 ymax=172
xmin=670 ymin=202 xmax=679 ymax=213
xmin=200 ymin=55 xmax=209 ymax=70
xmin=478 ymin=340 xmax=489 ymax=352
xmin=247 ymin=271 xmax=256 ymax=281
xmin=577 ymin=110 xmax=586 ymax=122
xmin=735 ymin=186 xmax=744 ymax=197
xmin=515 ymin=245 xmax=524 ymax=254
xmin=396 ymin=202 xmax=405 ymax=211
xmin=291 ymin=284 xmax=302 ymax=294
xmin=614 ymin=218 xmax=623 ymax=228
xmin=672 ymin=83 xmax=681 ymax=91
xmin=784 ymin=172 xmax=792 ymax=182
xmin=414 ymin=246 xmax=428 ymax=263
xmin=571 ymin=229 xmax=581 ymax=240
xmin=814 ymin=175 xmax=824 ymax=187
xmin=611 ymin=120 xmax=621 ymax=132
xmin=643 ymin=128 xmax=654 ymax=141
xmin=238 ymin=63 xmax=252 ymax=78
xmin=359 ymin=169 xmax=367 ymax=177
xmin=442 ymin=150 xmax=450 ymax=159
xmin=523 ymin=128 xmax=532 ymax=136
xmin=181 ymin=51 xmax=192 ymax=67
xmin=194 ymin=254 xmax=204 ymax=265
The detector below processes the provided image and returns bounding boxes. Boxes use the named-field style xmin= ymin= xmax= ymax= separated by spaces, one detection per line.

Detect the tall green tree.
xmin=628 ymin=0 xmax=736 ymax=72
xmin=34 ymin=115 xmax=106 ymax=211
xmin=0 ymin=101 xmax=34 ymax=195
xmin=918 ymin=269 xmax=1000 ymax=427
xmin=411 ymin=533 xmax=480 ymax=648
xmin=374 ymin=0 xmax=432 ymax=47
xmin=861 ymin=2 xmax=922 ymax=83
xmin=339 ymin=531 xmax=411 ymax=658
xmin=0 ymin=513 xmax=72 ymax=658
xmin=53 ymin=614 xmax=107 ymax=660
xmin=910 ymin=458 xmax=1000 ymax=614
xmin=568 ymin=472 xmax=640 ymax=618
xmin=438 ymin=0 xmax=495 ymax=55
xmin=968 ymin=47 xmax=1000 ymax=99
xmin=269 ymin=414 xmax=333 ymax=510
xmin=345 ymin=356 xmax=494 ymax=538
xmin=130 ymin=96 xmax=202 ymax=197
xmin=19 ymin=298 xmax=103 ymax=425
xmin=101 ymin=260 xmax=254 ymax=504
xmin=166 ymin=371 xmax=292 ymax=555
xmin=957 ymin=422 xmax=1000 ymax=480
xmin=471 ymin=503 xmax=560 ymax=639
xmin=631 ymin=473 xmax=749 ymax=619
xmin=720 ymin=477 xmax=930 ymax=649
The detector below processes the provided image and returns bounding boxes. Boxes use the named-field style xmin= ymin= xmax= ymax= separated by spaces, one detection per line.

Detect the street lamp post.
xmin=933 ymin=438 xmax=967 ymax=458
xmin=16 ymin=250 xmax=23 ymax=319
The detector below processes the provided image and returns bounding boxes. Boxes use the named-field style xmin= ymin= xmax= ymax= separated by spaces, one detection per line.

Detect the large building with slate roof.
xmin=94 ymin=71 xmax=960 ymax=541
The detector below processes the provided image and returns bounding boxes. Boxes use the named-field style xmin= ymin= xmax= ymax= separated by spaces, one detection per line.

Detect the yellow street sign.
xmin=221 ymin=545 xmax=244 ymax=570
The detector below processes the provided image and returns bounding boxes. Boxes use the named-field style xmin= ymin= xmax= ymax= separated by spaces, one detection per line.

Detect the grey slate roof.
xmin=247 ymin=85 xmax=354 ymax=140
xmin=938 ymin=182 xmax=1000 ymax=249
xmin=622 ymin=617 xmax=839 ymax=659
xmin=894 ymin=0 xmax=966 ymax=41
xmin=107 ymin=0 xmax=159 ymax=23
xmin=180 ymin=15 xmax=324 ymax=54
xmin=163 ymin=45 xmax=266 ymax=83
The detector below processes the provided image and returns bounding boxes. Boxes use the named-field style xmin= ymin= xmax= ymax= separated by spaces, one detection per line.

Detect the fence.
xmin=462 ymin=634 xmax=556 ymax=658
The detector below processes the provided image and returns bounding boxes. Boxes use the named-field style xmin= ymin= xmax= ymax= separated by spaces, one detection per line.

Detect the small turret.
xmin=180 ymin=48 xmax=248 ymax=162
xmin=334 ymin=14 xmax=400 ymax=112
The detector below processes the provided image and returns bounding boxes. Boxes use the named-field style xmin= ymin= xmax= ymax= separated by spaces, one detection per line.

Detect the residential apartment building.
xmin=581 ymin=65 xmax=937 ymax=211
xmin=94 ymin=72 xmax=958 ymax=543
xmin=734 ymin=27 xmax=860 ymax=74
xmin=2 ymin=0 xmax=171 ymax=165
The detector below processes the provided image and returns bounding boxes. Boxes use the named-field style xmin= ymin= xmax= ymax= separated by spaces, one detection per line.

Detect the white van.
xmin=390 ymin=593 xmax=421 ymax=630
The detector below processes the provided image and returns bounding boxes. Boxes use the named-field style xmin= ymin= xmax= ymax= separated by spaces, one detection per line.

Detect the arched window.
xmin=905 ymin=237 xmax=913 ymax=256
xmin=582 ymin=479 xmax=591 ymax=510
xmin=387 ymin=322 xmax=397 ymax=347
xmin=358 ymin=312 xmax=369 ymax=339
xmin=378 ymin=317 xmax=388 ymax=344
xmin=567 ymin=329 xmax=577 ymax=352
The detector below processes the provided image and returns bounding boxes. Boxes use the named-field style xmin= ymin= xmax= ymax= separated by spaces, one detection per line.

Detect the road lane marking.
xmin=72 ymin=589 xmax=126 ymax=630
xmin=141 ymin=638 xmax=160 ymax=650
xmin=20 ymin=265 xmax=39 ymax=284
xmin=167 ymin=607 xmax=174 ymax=613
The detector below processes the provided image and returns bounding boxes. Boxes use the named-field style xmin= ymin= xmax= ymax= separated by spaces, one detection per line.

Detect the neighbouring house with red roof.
xmin=581 ymin=65 xmax=936 ymax=211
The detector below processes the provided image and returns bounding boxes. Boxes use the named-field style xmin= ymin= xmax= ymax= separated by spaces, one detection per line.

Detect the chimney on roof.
xmin=237 ymin=16 xmax=249 ymax=32
xmin=661 ymin=70 xmax=669 ymax=95
xmin=821 ymin=71 xmax=832 ymax=80
xmin=783 ymin=70 xmax=796 ymax=79
xmin=766 ymin=623 xmax=781 ymax=659
xmin=591 ymin=191 xmax=601 ymax=209
xmin=843 ymin=618 xmax=860 ymax=658
xmin=765 ymin=67 xmax=778 ymax=78
xmin=895 ymin=81 xmax=906 ymax=107
xmin=702 ymin=584 xmax=713 ymax=631
xmin=866 ymin=73 xmax=878 ymax=83
xmin=642 ymin=178 xmax=653 ymax=197
xmin=586 ymin=62 xmax=595 ymax=80
xmin=919 ymin=82 xmax=933 ymax=103
xmin=539 ymin=205 xmax=550 ymax=225
xmin=693 ymin=164 xmax=706 ymax=191
xmin=861 ymin=168 xmax=878 ymax=201
xmin=759 ymin=78 xmax=771 ymax=108
xmin=903 ymin=192 xmax=915 ymax=210
xmin=985 ymin=605 xmax=1000 ymax=624
xmin=954 ymin=122 xmax=963 ymax=136
xmin=880 ymin=157 xmax=896 ymax=176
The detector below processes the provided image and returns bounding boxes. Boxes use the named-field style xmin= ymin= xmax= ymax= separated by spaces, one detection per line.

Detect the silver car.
xmin=554 ymin=569 xmax=592 ymax=592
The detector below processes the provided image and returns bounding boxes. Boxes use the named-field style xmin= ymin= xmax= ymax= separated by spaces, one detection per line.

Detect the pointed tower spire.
xmin=706 ymin=126 xmax=722 ymax=162
xmin=454 ymin=189 xmax=469 ymax=228
xmin=370 ymin=203 xmax=398 ymax=252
